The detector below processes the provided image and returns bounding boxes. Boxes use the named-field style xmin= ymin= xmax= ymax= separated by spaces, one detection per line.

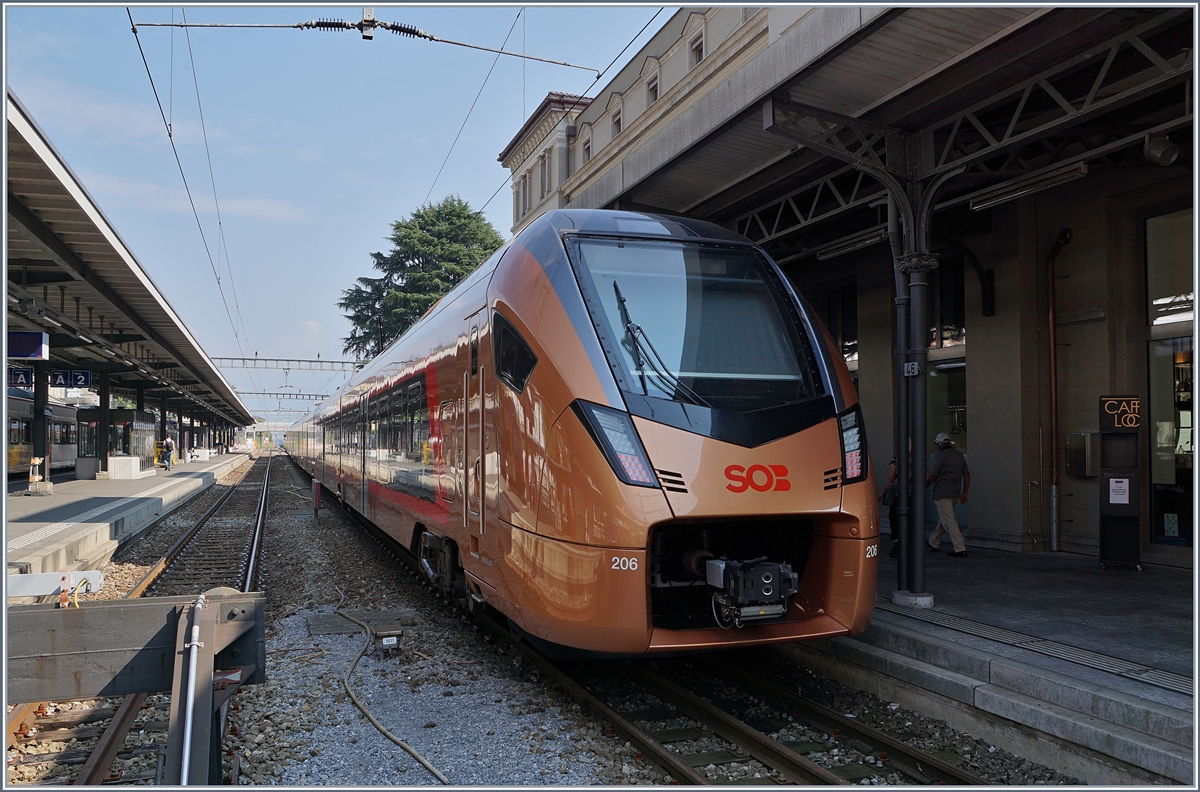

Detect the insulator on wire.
xmin=386 ymin=21 xmax=430 ymax=40
xmin=306 ymin=18 xmax=350 ymax=31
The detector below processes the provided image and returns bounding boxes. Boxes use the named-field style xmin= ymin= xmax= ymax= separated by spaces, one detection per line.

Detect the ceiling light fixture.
xmin=815 ymin=226 xmax=889 ymax=261
xmin=969 ymin=163 xmax=1087 ymax=211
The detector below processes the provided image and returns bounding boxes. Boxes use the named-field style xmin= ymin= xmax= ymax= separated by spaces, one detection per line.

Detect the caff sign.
xmin=1100 ymin=395 xmax=1141 ymax=431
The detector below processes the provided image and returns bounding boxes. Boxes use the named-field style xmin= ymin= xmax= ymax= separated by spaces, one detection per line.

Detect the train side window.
xmin=69 ymin=424 xmax=77 ymax=444
xmin=21 ymin=420 xmax=32 ymax=445
xmin=493 ymin=311 xmax=538 ymax=393
xmin=9 ymin=419 xmax=19 ymax=446
xmin=470 ymin=326 xmax=479 ymax=377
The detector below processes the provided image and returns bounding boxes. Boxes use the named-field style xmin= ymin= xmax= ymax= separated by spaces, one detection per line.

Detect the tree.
xmin=339 ymin=196 xmax=504 ymax=359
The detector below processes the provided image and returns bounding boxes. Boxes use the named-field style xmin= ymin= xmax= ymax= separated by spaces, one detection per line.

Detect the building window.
xmin=1146 ymin=207 xmax=1193 ymax=326
xmin=814 ymin=278 xmax=858 ymax=364
xmin=689 ymin=34 xmax=704 ymax=68
xmin=647 ymin=76 xmax=658 ymax=104
xmin=1149 ymin=336 xmax=1192 ymax=546
xmin=538 ymin=155 xmax=546 ymax=200
xmin=611 ymin=110 xmax=622 ymax=137
xmin=582 ymin=140 xmax=591 ymax=163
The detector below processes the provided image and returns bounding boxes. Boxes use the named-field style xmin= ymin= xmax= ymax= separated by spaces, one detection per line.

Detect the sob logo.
xmin=725 ymin=464 xmax=791 ymax=493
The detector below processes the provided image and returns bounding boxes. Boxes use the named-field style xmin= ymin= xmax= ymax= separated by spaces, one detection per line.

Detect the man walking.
xmin=927 ymin=433 xmax=970 ymax=557
xmin=162 ymin=435 xmax=175 ymax=472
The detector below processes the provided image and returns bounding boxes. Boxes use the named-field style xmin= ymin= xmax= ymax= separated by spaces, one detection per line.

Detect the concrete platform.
xmin=777 ymin=548 xmax=1194 ymax=785
xmin=5 ymin=453 xmax=249 ymax=577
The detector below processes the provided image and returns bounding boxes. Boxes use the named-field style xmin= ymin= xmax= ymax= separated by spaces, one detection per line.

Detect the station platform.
xmin=779 ymin=548 xmax=1194 ymax=785
xmin=5 ymin=453 xmax=248 ymax=578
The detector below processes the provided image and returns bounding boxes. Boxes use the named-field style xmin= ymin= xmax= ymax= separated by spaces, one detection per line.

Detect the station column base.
xmin=892 ymin=590 xmax=934 ymax=608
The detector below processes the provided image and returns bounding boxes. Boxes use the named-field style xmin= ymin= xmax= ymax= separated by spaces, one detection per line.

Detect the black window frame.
xmin=493 ymin=310 xmax=539 ymax=394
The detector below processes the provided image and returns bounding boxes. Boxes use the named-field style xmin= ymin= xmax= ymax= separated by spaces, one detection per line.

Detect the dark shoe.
xmin=926 ymin=544 xmax=939 ymax=554
xmin=949 ymin=550 xmax=969 ymax=558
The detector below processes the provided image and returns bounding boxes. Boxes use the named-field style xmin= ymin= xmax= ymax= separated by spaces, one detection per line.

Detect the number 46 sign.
xmin=49 ymin=369 xmax=93 ymax=388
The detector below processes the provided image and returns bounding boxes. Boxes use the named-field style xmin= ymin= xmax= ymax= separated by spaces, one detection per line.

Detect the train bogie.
xmin=287 ymin=209 xmax=878 ymax=655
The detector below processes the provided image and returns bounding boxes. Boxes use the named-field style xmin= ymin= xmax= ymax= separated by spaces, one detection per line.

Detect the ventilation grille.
xmin=823 ymin=467 xmax=842 ymax=490
xmin=656 ymin=469 xmax=688 ymax=494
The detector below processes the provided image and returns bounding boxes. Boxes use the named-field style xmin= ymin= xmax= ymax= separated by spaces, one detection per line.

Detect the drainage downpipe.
xmin=1046 ymin=228 xmax=1072 ymax=552
xmin=179 ymin=594 xmax=207 ymax=785
xmin=889 ymin=195 xmax=912 ymax=593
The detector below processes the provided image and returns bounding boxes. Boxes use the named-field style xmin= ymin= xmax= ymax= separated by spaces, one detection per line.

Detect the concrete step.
xmin=863 ymin=611 xmax=1193 ymax=749
xmin=818 ymin=635 xmax=984 ymax=704
xmin=975 ymin=685 xmax=1193 ymax=784
xmin=810 ymin=612 xmax=1195 ymax=783
xmin=989 ymin=658 xmax=1192 ymax=750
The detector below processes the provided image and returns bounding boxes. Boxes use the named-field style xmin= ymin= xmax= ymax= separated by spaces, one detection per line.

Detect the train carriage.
xmin=288 ymin=209 xmax=878 ymax=655
xmin=6 ymin=389 xmax=78 ymax=475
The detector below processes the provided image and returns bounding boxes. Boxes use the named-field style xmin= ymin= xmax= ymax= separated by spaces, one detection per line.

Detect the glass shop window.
xmin=928 ymin=361 xmax=968 ymax=454
xmin=1146 ymin=208 xmax=1193 ymax=326
xmin=1149 ymin=336 xmax=1192 ymax=546
xmin=927 ymin=255 xmax=966 ymax=348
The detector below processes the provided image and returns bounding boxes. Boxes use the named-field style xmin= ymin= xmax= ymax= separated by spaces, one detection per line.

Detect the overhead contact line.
xmin=131 ymin=12 xmax=600 ymax=76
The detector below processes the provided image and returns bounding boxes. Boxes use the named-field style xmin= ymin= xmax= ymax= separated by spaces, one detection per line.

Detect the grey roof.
xmin=6 ymin=89 xmax=253 ymax=426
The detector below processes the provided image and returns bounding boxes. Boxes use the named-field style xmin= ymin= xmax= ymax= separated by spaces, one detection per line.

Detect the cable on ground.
xmin=335 ymin=610 xmax=449 ymax=785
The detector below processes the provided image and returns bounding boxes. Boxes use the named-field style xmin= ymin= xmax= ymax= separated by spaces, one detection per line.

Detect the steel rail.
xmin=242 ymin=454 xmax=273 ymax=591
xmin=709 ymin=659 xmax=993 ymax=785
xmin=624 ymin=663 xmax=848 ymax=785
xmin=71 ymin=694 xmax=147 ymax=786
xmin=126 ymin=458 xmax=257 ymax=598
xmin=468 ymin=614 xmax=709 ymax=785
xmin=71 ymin=455 xmax=261 ymax=785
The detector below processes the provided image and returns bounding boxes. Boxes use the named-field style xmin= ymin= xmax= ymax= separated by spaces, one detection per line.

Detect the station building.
xmin=501 ymin=7 xmax=1194 ymax=569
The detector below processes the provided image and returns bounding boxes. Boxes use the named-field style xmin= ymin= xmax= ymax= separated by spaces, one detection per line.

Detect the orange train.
xmin=286 ymin=209 xmax=878 ymax=655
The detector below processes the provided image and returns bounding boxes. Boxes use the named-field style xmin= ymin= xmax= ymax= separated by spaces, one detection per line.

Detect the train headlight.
xmin=839 ymin=405 xmax=868 ymax=484
xmin=572 ymin=400 xmax=659 ymax=487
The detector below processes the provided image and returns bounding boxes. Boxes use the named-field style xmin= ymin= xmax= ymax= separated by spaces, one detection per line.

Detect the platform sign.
xmin=49 ymin=369 xmax=92 ymax=388
xmin=7 ymin=367 xmax=33 ymax=387
xmin=7 ymin=331 xmax=49 ymax=360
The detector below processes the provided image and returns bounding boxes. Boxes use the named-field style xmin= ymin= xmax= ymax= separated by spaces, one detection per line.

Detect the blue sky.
xmin=5 ymin=4 xmax=666 ymax=416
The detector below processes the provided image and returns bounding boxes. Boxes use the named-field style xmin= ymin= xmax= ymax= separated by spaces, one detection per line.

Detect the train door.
xmin=360 ymin=395 xmax=369 ymax=516
xmin=462 ymin=310 xmax=491 ymax=569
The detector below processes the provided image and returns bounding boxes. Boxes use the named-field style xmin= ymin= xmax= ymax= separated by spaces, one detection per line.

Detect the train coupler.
xmin=706 ymin=556 xmax=798 ymax=628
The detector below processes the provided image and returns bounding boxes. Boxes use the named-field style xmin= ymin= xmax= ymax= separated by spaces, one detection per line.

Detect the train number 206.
xmin=611 ymin=556 xmax=639 ymax=571
xmin=865 ymin=544 xmax=878 ymax=558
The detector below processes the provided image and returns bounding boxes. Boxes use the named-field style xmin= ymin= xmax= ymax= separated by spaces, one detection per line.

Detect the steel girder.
xmin=735 ymin=9 xmax=1191 ymax=256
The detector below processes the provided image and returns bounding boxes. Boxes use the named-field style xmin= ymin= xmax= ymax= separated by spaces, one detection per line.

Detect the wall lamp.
xmin=1143 ymin=135 xmax=1179 ymax=166
xmin=969 ymin=163 xmax=1087 ymax=211
xmin=814 ymin=226 xmax=889 ymax=261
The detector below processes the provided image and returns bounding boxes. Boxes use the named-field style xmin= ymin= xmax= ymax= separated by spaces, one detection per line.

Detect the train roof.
xmin=536 ymin=209 xmax=751 ymax=244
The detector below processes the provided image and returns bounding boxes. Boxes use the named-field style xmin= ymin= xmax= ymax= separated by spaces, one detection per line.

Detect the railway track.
xmin=320 ymin=480 xmax=990 ymax=786
xmin=7 ymin=454 xmax=273 ymax=786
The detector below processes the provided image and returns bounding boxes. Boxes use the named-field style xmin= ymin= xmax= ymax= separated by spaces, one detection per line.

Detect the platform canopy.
xmin=5 ymin=90 xmax=253 ymax=427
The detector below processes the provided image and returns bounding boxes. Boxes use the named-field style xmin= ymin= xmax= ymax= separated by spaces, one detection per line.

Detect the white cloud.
xmin=79 ymin=171 xmax=308 ymax=222
xmin=15 ymin=76 xmax=218 ymax=148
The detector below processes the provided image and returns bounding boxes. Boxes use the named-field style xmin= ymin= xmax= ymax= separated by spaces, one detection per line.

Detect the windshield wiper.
xmin=613 ymin=281 xmax=648 ymax=396
xmin=612 ymin=280 xmax=713 ymax=409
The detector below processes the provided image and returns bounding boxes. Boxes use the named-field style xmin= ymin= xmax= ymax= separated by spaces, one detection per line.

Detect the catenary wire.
xmin=424 ymin=9 xmax=522 ymax=205
xmin=476 ymin=7 xmax=665 ymax=217
xmin=131 ymin=15 xmax=599 ymax=75
xmin=125 ymin=7 xmax=245 ymax=358
xmin=179 ymin=8 xmax=264 ymax=394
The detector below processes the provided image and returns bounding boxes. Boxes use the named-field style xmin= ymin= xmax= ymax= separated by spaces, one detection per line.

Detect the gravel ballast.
xmin=7 ymin=454 xmax=1086 ymax=786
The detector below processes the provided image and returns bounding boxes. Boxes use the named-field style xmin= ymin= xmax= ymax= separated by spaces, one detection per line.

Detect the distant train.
xmin=7 ymin=390 xmax=78 ymax=475
xmin=287 ymin=209 xmax=878 ymax=655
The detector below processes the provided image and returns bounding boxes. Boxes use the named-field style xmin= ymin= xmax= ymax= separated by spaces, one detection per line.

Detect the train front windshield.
xmin=568 ymin=238 xmax=822 ymax=413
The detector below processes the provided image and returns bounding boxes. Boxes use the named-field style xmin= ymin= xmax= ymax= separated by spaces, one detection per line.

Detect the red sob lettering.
xmin=725 ymin=464 xmax=790 ymax=492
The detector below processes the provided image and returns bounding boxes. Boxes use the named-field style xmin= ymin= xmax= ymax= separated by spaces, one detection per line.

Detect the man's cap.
xmin=935 ymin=432 xmax=953 ymax=446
